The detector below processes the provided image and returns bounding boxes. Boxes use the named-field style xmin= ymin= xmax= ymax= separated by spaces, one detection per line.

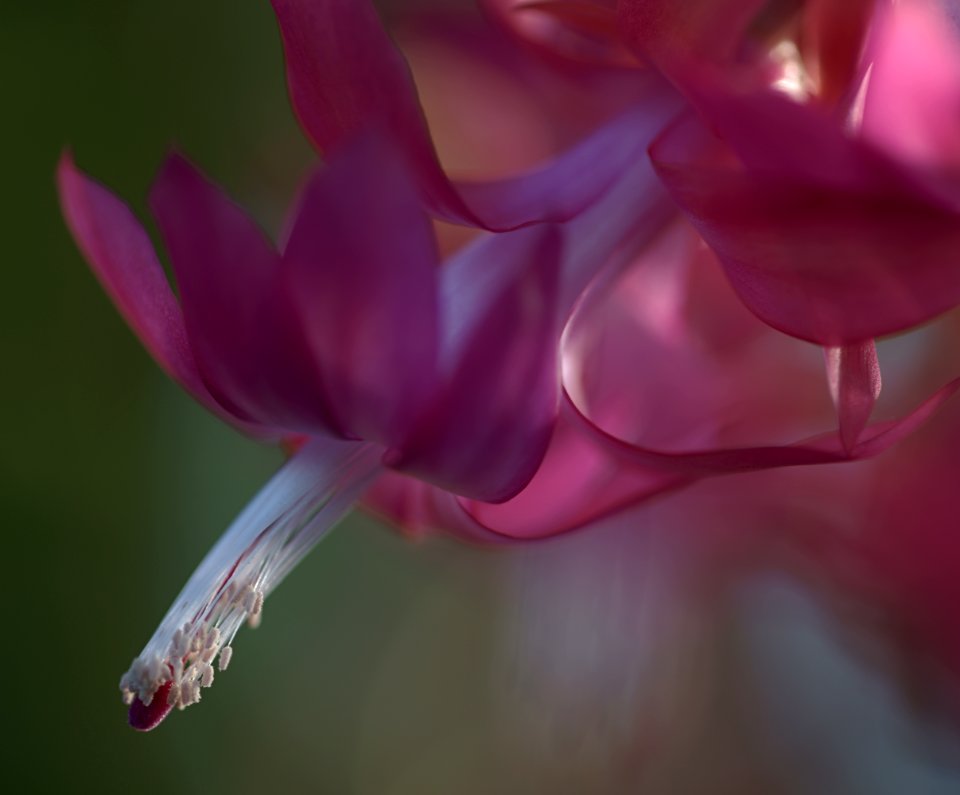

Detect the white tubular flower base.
xmin=120 ymin=438 xmax=382 ymax=730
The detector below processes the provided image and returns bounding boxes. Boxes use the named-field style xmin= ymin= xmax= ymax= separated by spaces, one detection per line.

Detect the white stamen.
xmin=119 ymin=440 xmax=381 ymax=714
xmin=200 ymin=663 xmax=215 ymax=688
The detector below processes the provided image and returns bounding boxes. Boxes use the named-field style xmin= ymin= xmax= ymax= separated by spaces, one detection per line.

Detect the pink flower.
xmin=58 ymin=44 xmax=678 ymax=725
xmin=368 ymin=217 xmax=960 ymax=543
xmin=59 ymin=0 xmax=960 ymax=735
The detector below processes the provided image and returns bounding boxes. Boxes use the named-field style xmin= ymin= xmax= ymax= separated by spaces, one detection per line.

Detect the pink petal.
xmin=567 ymin=377 xmax=960 ymax=476
xmin=481 ymin=0 xmax=638 ymax=67
xmin=860 ymin=0 xmax=960 ymax=170
xmin=149 ymin=154 xmax=338 ymax=434
xmin=270 ymin=0 xmax=654 ymax=229
xmin=650 ymin=107 xmax=960 ymax=344
xmin=798 ymin=0 xmax=874 ymax=107
xmin=617 ymin=0 xmax=767 ymax=70
xmin=460 ymin=411 xmax=686 ymax=540
xmin=56 ymin=152 xmax=247 ymax=427
xmin=552 ymin=100 xmax=682 ymax=312
xmin=269 ymin=0 xmax=467 ymax=216
xmin=824 ymin=340 xmax=881 ymax=453
xmin=390 ymin=225 xmax=564 ymax=502
xmin=281 ymin=132 xmax=440 ymax=447
xmin=365 ymin=416 xmax=686 ymax=543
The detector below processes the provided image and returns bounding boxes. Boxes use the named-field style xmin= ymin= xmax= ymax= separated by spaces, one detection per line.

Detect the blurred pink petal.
xmin=798 ymin=0 xmax=874 ymax=106
xmin=150 ymin=153 xmax=339 ymax=435
xmin=481 ymin=0 xmax=638 ymax=67
xmin=56 ymin=153 xmax=256 ymax=431
xmin=394 ymin=225 xmax=563 ymax=502
xmin=860 ymin=0 xmax=960 ymax=169
xmin=618 ymin=0 xmax=767 ymax=73
xmin=281 ymin=133 xmax=440 ymax=448
xmin=650 ymin=104 xmax=960 ymax=344
xmin=270 ymin=0 xmax=649 ymax=229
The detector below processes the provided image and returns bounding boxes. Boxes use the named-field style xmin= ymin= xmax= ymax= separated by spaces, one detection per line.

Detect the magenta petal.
xmin=454 ymin=103 xmax=671 ymax=231
xmin=566 ymin=376 xmax=960 ymax=476
xmin=270 ymin=0 xmax=478 ymax=224
xmin=651 ymin=109 xmax=960 ymax=343
xmin=825 ymin=340 xmax=881 ymax=453
xmin=861 ymin=0 xmax=960 ymax=169
xmin=281 ymin=133 xmax=440 ymax=447
xmin=56 ymin=153 xmax=244 ymax=426
xmin=148 ymin=154 xmax=337 ymax=433
xmin=393 ymin=226 xmax=564 ymax=502
xmin=270 ymin=0 xmax=652 ymax=229
xmin=460 ymin=412 xmax=686 ymax=541
xmin=618 ymin=0 xmax=767 ymax=69
xmin=481 ymin=0 xmax=637 ymax=68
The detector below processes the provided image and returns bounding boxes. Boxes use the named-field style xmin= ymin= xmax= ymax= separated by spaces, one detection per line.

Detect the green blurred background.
xmin=8 ymin=2 xmax=960 ymax=793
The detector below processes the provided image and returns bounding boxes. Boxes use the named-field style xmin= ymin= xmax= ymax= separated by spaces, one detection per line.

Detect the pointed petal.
xmin=270 ymin=0 xmax=477 ymax=223
xmin=825 ymin=340 xmax=881 ymax=453
xmin=281 ymin=133 xmax=440 ymax=447
xmin=56 ymin=152 xmax=246 ymax=426
xmin=149 ymin=154 xmax=338 ymax=433
xmin=392 ymin=225 xmax=564 ymax=502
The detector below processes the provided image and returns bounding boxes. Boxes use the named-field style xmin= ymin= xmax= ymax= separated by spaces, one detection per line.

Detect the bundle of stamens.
xmin=119 ymin=440 xmax=382 ymax=730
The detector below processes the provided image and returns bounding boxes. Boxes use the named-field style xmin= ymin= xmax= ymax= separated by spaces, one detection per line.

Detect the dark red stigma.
xmin=128 ymin=681 xmax=174 ymax=732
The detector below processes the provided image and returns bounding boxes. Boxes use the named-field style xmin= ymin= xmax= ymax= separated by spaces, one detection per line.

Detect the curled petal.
xmin=566 ymin=378 xmax=960 ymax=476
xmin=459 ymin=411 xmax=686 ymax=541
xmin=149 ymin=154 xmax=337 ymax=434
xmin=281 ymin=132 xmax=440 ymax=447
xmin=271 ymin=0 xmax=653 ymax=229
xmin=651 ymin=108 xmax=960 ymax=343
xmin=56 ymin=153 xmax=251 ymax=429
xmin=365 ymin=417 xmax=686 ymax=543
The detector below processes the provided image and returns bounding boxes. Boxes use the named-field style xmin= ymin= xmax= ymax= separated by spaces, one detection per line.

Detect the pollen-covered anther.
xmin=180 ymin=681 xmax=201 ymax=709
xmin=117 ymin=442 xmax=384 ymax=729
xmin=200 ymin=663 xmax=215 ymax=688
xmin=242 ymin=584 xmax=264 ymax=616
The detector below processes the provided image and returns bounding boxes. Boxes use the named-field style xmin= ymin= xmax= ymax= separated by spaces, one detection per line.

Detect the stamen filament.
xmin=120 ymin=438 xmax=383 ymax=730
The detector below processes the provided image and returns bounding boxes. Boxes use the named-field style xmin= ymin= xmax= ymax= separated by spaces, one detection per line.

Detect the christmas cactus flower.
xmin=58 ymin=74 xmax=680 ymax=726
xmin=58 ymin=0 xmax=960 ymax=735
